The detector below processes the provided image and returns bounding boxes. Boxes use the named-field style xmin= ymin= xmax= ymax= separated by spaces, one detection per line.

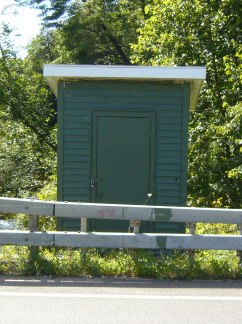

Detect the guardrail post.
xmin=81 ymin=217 xmax=87 ymax=232
xmin=28 ymin=214 xmax=39 ymax=232
xmin=28 ymin=214 xmax=39 ymax=261
xmin=129 ymin=220 xmax=140 ymax=233
xmin=188 ymin=223 xmax=196 ymax=266
xmin=237 ymin=224 xmax=242 ymax=264
xmin=81 ymin=217 xmax=88 ymax=269
xmin=188 ymin=223 xmax=196 ymax=235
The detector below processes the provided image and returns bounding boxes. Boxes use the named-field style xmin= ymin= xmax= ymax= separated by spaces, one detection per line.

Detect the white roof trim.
xmin=43 ymin=64 xmax=206 ymax=110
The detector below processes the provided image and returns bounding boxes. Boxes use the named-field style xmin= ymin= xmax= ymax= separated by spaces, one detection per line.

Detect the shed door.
xmin=91 ymin=112 xmax=155 ymax=231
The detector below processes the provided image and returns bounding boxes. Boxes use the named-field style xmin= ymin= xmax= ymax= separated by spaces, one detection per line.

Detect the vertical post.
xmin=188 ymin=223 xmax=196 ymax=266
xmin=28 ymin=215 xmax=39 ymax=231
xmin=237 ymin=225 xmax=242 ymax=264
xmin=81 ymin=217 xmax=87 ymax=232
xmin=188 ymin=223 xmax=196 ymax=235
xmin=129 ymin=220 xmax=140 ymax=233
xmin=81 ymin=217 xmax=87 ymax=270
xmin=28 ymin=214 xmax=39 ymax=261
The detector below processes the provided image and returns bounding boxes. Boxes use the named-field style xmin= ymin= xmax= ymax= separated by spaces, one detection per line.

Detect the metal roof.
xmin=43 ymin=64 xmax=206 ymax=110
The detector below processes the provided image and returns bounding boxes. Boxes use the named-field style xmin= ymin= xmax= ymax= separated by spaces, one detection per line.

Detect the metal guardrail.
xmin=0 ymin=197 xmax=242 ymax=250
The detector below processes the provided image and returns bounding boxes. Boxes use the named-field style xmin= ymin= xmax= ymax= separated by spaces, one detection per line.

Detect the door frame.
xmin=91 ymin=110 xmax=156 ymax=204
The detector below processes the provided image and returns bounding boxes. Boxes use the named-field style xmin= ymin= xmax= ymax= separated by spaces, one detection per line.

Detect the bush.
xmin=1 ymin=246 xmax=242 ymax=279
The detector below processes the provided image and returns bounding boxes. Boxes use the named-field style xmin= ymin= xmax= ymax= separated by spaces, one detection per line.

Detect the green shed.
xmin=43 ymin=64 xmax=206 ymax=232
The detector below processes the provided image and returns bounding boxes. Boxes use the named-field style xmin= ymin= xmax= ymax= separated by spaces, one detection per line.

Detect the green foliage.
xmin=191 ymin=250 xmax=240 ymax=280
xmin=0 ymin=111 xmax=55 ymax=197
xmin=25 ymin=0 xmax=152 ymax=65
xmin=22 ymin=0 xmax=73 ymax=25
xmin=37 ymin=175 xmax=57 ymax=201
xmin=26 ymin=30 xmax=73 ymax=70
xmin=131 ymin=0 xmax=242 ymax=208
xmin=37 ymin=175 xmax=57 ymax=231
xmin=58 ymin=0 xmax=147 ymax=64
xmin=0 ymin=246 xmax=30 ymax=274
xmin=188 ymin=102 xmax=242 ymax=207
xmin=1 ymin=246 xmax=242 ymax=279
xmin=0 ymin=27 xmax=57 ymax=152
xmin=0 ymin=23 xmax=57 ymax=199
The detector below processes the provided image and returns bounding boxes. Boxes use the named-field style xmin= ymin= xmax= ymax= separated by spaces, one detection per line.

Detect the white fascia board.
xmin=43 ymin=64 xmax=206 ymax=110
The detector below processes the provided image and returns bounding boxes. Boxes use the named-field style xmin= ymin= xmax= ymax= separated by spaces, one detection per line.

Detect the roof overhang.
xmin=43 ymin=64 xmax=206 ymax=110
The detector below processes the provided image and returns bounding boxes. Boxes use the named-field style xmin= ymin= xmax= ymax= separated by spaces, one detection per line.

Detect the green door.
xmin=91 ymin=112 xmax=155 ymax=232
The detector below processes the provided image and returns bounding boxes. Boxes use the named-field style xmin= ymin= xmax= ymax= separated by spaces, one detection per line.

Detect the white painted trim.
xmin=43 ymin=64 xmax=206 ymax=80
xmin=43 ymin=64 xmax=206 ymax=110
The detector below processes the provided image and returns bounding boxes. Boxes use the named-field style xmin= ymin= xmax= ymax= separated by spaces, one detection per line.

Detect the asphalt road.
xmin=1 ymin=276 xmax=242 ymax=324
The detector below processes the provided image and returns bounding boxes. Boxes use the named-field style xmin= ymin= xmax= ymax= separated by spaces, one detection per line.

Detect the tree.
xmin=0 ymin=109 xmax=55 ymax=197
xmin=188 ymin=102 xmax=242 ymax=208
xmin=21 ymin=0 xmax=152 ymax=65
xmin=0 ymin=8 xmax=57 ymax=198
xmin=0 ymin=25 xmax=57 ymax=151
xmin=131 ymin=0 xmax=242 ymax=207
xmin=131 ymin=0 xmax=242 ymax=107
xmin=22 ymin=0 xmax=73 ymax=24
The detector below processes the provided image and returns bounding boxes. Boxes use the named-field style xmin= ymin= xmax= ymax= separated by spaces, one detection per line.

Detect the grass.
xmin=0 ymin=217 xmax=241 ymax=280
xmin=0 ymin=246 xmax=242 ymax=280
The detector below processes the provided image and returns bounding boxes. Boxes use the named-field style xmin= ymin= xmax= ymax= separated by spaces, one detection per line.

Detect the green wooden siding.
xmin=57 ymin=80 xmax=190 ymax=232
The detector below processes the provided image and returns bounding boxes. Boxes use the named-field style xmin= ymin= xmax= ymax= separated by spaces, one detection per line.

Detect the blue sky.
xmin=0 ymin=0 xmax=42 ymax=56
